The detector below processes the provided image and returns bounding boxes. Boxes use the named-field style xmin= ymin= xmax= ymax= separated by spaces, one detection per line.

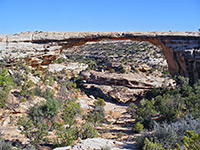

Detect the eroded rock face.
xmin=80 ymin=70 xmax=174 ymax=102
xmin=0 ymin=31 xmax=200 ymax=82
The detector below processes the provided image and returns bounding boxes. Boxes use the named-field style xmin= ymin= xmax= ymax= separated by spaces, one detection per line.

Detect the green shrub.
xmin=42 ymin=98 xmax=60 ymax=121
xmin=62 ymin=101 xmax=82 ymax=127
xmin=133 ymin=122 xmax=144 ymax=133
xmin=94 ymin=97 xmax=106 ymax=107
xmin=176 ymin=130 xmax=200 ymax=150
xmin=134 ymin=99 xmax=156 ymax=129
xmin=136 ymin=116 xmax=200 ymax=149
xmin=17 ymin=117 xmax=48 ymax=146
xmin=143 ymin=138 xmax=165 ymax=150
xmin=54 ymin=57 xmax=66 ymax=64
xmin=0 ymin=68 xmax=14 ymax=108
xmin=119 ymin=66 xmax=126 ymax=73
xmin=127 ymin=103 xmax=137 ymax=119
xmin=33 ymin=86 xmax=42 ymax=96
xmin=87 ymin=106 xmax=106 ymax=126
xmin=117 ymin=131 xmax=124 ymax=139
xmin=0 ymin=68 xmax=14 ymax=87
xmin=0 ymin=138 xmax=13 ymax=150
xmin=54 ymin=124 xmax=78 ymax=147
xmin=110 ymin=69 xmax=115 ymax=73
xmin=20 ymin=80 xmax=34 ymax=100
xmin=42 ymin=88 xmax=54 ymax=99
xmin=0 ymin=90 xmax=9 ymax=108
xmin=80 ymin=122 xmax=98 ymax=139
xmin=134 ymin=68 xmax=139 ymax=73
xmin=155 ymin=94 xmax=184 ymax=122
xmin=29 ymin=98 xmax=60 ymax=125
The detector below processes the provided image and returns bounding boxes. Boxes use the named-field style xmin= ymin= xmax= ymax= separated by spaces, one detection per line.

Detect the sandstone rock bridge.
xmin=0 ymin=32 xmax=200 ymax=83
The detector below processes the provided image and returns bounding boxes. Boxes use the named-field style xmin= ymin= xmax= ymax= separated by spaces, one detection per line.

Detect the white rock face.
xmin=48 ymin=63 xmax=88 ymax=73
xmin=48 ymin=64 xmax=67 ymax=72
xmin=53 ymin=138 xmax=132 ymax=150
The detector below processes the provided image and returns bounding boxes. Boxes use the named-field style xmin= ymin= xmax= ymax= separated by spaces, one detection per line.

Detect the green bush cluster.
xmin=0 ymin=68 xmax=14 ymax=108
xmin=17 ymin=96 xmax=99 ymax=148
xmin=130 ymin=76 xmax=200 ymax=149
xmin=54 ymin=57 xmax=67 ymax=64
xmin=0 ymin=138 xmax=13 ymax=150
xmin=176 ymin=130 xmax=200 ymax=150
xmin=62 ymin=100 xmax=82 ymax=127
xmin=79 ymin=122 xmax=98 ymax=139
xmin=86 ymin=97 xmax=106 ymax=126
xmin=133 ymin=122 xmax=144 ymax=133
xmin=18 ymin=98 xmax=60 ymax=146
xmin=143 ymin=138 xmax=165 ymax=150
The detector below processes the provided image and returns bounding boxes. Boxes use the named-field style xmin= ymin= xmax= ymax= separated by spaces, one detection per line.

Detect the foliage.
xmin=42 ymin=88 xmax=54 ymax=99
xmin=110 ymin=68 xmax=115 ymax=73
xmin=94 ymin=97 xmax=106 ymax=107
xmin=54 ymin=123 xmax=78 ymax=147
xmin=62 ymin=100 xmax=82 ymax=127
xmin=0 ymin=138 xmax=13 ymax=150
xmin=117 ymin=131 xmax=124 ymax=139
xmin=133 ymin=122 xmax=144 ymax=133
xmin=80 ymin=122 xmax=98 ymax=139
xmin=127 ymin=103 xmax=137 ymax=118
xmin=155 ymin=94 xmax=185 ymax=122
xmin=176 ymin=130 xmax=200 ymax=150
xmin=0 ymin=68 xmax=14 ymax=87
xmin=20 ymin=80 xmax=34 ymax=100
xmin=143 ymin=138 xmax=165 ymax=150
xmin=128 ymin=76 xmax=200 ymax=132
xmin=133 ymin=98 xmax=156 ymax=128
xmin=29 ymin=98 xmax=60 ymax=125
xmin=12 ymin=71 xmax=24 ymax=86
xmin=119 ymin=66 xmax=126 ymax=73
xmin=18 ymin=98 xmax=60 ymax=146
xmin=0 ymin=90 xmax=9 ymax=108
xmin=17 ymin=117 xmax=48 ymax=146
xmin=136 ymin=116 xmax=200 ymax=149
xmin=33 ymin=86 xmax=42 ymax=96
xmin=54 ymin=57 xmax=67 ymax=64
xmin=87 ymin=106 xmax=106 ymax=126
xmin=0 ymin=68 xmax=14 ymax=108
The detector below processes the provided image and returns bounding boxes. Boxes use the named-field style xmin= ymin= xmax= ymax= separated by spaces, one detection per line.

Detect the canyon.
xmin=0 ymin=31 xmax=200 ymax=83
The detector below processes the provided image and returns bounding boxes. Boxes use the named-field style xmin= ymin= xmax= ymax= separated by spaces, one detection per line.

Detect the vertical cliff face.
xmin=0 ymin=32 xmax=200 ymax=83
xmin=159 ymin=36 xmax=200 ymax=83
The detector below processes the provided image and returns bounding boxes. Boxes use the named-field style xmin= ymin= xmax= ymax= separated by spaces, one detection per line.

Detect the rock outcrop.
xmin=53 ymin=138 xmax=132 ymax=150
xmin=80 ymin=70 xmax=174 ymax=102
xmin=0 ymin=31 xmax=200 ymax=83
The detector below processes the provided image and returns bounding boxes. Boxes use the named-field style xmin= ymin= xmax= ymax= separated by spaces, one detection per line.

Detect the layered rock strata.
xmin=0 ymin=31 xmax=200 ymax=82
xmin=80 ymin=70 xmax=174 ymax=102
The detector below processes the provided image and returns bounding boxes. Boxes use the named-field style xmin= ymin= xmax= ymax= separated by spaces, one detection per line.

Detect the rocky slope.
xmin=0 ymin=31 xmax=200 ymax=82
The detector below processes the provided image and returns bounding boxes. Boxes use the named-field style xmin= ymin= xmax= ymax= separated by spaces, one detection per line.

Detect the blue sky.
xmin=0 ymin=0 xmax=199 ymax=34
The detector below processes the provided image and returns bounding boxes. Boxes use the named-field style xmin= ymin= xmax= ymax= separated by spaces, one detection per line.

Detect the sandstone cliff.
xmin=0 ymin=31 xmax=200 ymax=83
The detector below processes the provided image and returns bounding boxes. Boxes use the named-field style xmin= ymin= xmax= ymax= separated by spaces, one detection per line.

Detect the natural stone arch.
xmin=59 ymin=35 xmax=176 ymax=75
xmin=0 ymin=32 xmax=200 ymax=83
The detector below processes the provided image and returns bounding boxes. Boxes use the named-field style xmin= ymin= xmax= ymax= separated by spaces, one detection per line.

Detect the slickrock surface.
xmin=53 ymin=138 xmax=134 ymax=150
xmin=0 ymin=31 xmax=200 ymax=82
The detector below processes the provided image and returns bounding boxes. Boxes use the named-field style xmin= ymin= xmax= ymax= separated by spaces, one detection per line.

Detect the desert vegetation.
xmin=128 ymin=76 xmax=200 ymax=149
xmin=0 ymin=40 xmax=199 ymax=150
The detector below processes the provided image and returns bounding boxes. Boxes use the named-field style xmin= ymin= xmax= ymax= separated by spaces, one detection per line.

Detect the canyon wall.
xmin=0 ymin=32 xmax=200 ymax=83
